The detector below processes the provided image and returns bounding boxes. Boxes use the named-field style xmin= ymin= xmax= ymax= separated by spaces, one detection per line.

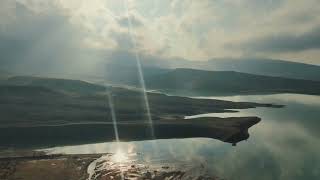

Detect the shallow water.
xmin=44 ymin=93 xmax=320 ymax=180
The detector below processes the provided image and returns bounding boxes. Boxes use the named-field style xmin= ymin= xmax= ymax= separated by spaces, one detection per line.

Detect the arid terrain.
xmin=0 ymin=152 xmax=222 ymax=180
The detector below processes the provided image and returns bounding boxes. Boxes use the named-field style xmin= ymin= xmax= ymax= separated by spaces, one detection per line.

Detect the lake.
xmin=44 ymin=93 xmax=320 ymax=180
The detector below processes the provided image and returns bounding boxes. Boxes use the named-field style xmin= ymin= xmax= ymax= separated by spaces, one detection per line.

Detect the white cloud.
xmin=0 ymin=0 xmax=320 ymax=67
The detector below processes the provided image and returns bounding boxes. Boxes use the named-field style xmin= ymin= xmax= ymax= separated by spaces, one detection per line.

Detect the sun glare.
xmin=112 ymin=150 xmax=129 ymax=163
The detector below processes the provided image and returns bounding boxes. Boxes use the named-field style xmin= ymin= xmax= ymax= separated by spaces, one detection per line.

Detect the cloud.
xmin=0 ymin=1 xmax=103 ymax=75
xmin=196 ymin=0 xmax=320 ymax=63
xmin=1 ymin=0 xmax=320 ymax=71
xmin=117 ymin=15 xmax=144 ymax=27
xmin=228 ymin=25 xmax=320 ymax=53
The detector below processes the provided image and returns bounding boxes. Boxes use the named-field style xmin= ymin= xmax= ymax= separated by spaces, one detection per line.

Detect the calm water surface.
xmin=45 ymin=93 xmax=320 ymax=180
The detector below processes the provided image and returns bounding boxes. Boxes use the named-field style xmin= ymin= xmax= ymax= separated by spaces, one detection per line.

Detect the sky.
xmin=0 ymin=0 xmax=320 ymax=74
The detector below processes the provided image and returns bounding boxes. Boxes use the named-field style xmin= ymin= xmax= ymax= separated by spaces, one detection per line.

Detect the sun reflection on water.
xmin=112 ymin=149 xmax=129 ymax=163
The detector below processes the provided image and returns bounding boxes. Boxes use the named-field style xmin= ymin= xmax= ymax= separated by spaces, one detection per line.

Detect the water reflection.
xmin=112 ymin=150 xmax=129 ymax=163
xmin=44 ymin=93 xmax=320 ymax=180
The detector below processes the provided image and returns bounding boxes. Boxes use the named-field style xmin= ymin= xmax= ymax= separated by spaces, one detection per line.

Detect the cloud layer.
xmin=0 ymin=0 xmax=319 ymax=74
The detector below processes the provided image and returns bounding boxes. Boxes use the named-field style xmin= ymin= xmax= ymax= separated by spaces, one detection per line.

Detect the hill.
xmin=204 ymin=58 xmax=320 ymax=81
xmin=101 ymin=57 xmax=320 ymax=86
xmin=5 ymin=76 xmax=106 ymax=94
xmin=0 ymin=82 xmax=279 ymax=146
xmin=146 ymin=68 xmax=320 ymax=95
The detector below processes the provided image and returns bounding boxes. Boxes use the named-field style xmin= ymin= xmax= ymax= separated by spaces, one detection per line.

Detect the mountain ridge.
xmin=145 ymin=68 xmax=320 ymax=95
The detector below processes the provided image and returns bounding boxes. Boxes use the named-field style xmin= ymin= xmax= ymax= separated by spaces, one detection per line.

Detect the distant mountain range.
xmin=99 ymin=57 xmax=320 ymax=95
xmin=2 ymin=46 xmax=320 ymax=82
xmin=102 ymin=54 xmax=320 ymax=82
xmin=1 ymin=53 xmax=320 ymax=96
xmin=145 ymin=68 xmax=320 ymax=96
xmin=202 ymin=58 xmax=320 ymax=81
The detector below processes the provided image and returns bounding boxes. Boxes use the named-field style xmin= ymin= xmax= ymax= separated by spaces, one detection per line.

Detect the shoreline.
xmin=0 ymin=116 xmax=260 ymax=149
xmin=0 ymin=152 xmax=221 ymax=180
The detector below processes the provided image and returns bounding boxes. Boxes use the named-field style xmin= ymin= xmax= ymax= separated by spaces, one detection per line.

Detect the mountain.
xmin=102 ymin=55 xmax=320 ymax=82
xmin=202 ymin=58 xmax=320 ymax=81
xmin=146 ymin=68 xmax=320 ymax=95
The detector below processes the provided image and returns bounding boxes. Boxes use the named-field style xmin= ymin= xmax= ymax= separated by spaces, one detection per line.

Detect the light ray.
xmin=123 ymin=0 xmax=155 ymax=139
xmin=107 ymin=91 xmax=119 ymax=141
xmin=106 ymin=88 xmax=125 ymax=180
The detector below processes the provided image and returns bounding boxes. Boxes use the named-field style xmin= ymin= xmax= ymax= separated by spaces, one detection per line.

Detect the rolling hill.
xmin=146 ymin=68 xmax=320 ymax=95
xmin=5 ymin=76 xmax=106 ymax=94
xmin=203 ymin=58 xmax=320 ymax=81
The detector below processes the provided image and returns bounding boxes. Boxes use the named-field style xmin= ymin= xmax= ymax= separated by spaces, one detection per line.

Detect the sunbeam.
xmin=123 ymin=0 xmax=155 ymax=139
xmin=107 ymin=91 xmax=119 ymax=141
xmin=106 ymin=89 xmax=125 ymax=180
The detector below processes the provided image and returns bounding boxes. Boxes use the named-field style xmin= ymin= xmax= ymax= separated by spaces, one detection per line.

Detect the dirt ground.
xmin=0 ymin=154 xmax=100 ymax=180
xmin=0 ymin=153 xmax=221 ymax=180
